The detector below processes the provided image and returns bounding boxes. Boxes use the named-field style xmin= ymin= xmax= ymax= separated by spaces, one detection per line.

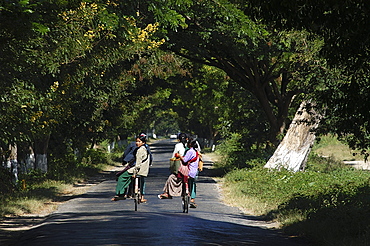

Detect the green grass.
xmin=313 ymin=134 xmax=365 ymax=161
xmin=0 ymin=149 xmax=117 ymax=217
xmin=218 ymin=134 xmax=370 ymax=245
xmin=213 ymin=134 xmax=370 ymax=245
xmin=223 ymin=165 xmax=370 ymax=245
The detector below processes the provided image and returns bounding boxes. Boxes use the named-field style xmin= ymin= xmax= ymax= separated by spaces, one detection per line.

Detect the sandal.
xmin=140 ymin=199 xmax=147 ymax=203
xmin=111 ymin=196 xmax=126 ymax=201
xmin=190 ymin=202 xmax=197 ymax=208
xmin=157 ymin=194 xmax=172 ymax=199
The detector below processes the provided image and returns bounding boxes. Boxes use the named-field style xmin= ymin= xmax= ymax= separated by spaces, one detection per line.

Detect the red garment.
xmin=177 ymin=172 xmax=188 ymax=183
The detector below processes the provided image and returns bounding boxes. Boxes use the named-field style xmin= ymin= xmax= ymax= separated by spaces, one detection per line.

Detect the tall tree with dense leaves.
xmin=138 ymin=0 xmax=328 ymax=145
xmin=243 ymin=0 xmax=370 ymax=155
xmin=170 ymin=64 xmax=268 ymax=149
xmin=0 ymin=0 xmax=170 ymax=172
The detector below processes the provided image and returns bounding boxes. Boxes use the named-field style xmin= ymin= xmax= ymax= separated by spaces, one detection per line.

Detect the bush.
xmin=306 ymin=153 xmax=347 ymax=172
xmin=0 ymin=167 xmax=15 ymax=196
xmin=37 ymin=148 xmax=111 ymax=182
xmin=223 ymin=155 xmax=370 ymax=245
xmin=83 ymin=148 xmax=109 ymax=164
xmin=215 ymin=133 xmax=271 ymax=172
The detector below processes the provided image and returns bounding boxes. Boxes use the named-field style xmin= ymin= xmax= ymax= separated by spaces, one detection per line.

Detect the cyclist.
xmin=112 ymin=133 xmax=150 ymax=202
xmin=172 ymin=133 xmax=188 ymax=158
xmin=177 ymin=138 xmax=199 ymax=208
xmin=159 ymin=138 xmax=199 ymax=208
xmin=158 ymin=133 xmax=188 ymax=199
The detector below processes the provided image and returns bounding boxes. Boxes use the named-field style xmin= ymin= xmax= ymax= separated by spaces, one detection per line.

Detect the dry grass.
xmin=1 ymin=182 xmax=92 ymax=218
xmin=1 ymin=163 xmax=117 ymax=219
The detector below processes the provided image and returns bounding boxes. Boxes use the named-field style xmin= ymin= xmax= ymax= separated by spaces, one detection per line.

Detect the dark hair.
xmin=178 ymin=133 xmax=188 ymax=148
xmin=137 ymin=133 xmax=147 ymax=143
xmin=188 ymin=138 xmax=198 ymax=149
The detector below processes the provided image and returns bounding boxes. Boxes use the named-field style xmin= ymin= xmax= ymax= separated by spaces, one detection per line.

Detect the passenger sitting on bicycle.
xmin=112 ymin=133 xmax=150 ymax=202
xmin=157 ymin=133 xmax=187 ymax=199
xmin=158 ymin=138 xmax=199 ymax=207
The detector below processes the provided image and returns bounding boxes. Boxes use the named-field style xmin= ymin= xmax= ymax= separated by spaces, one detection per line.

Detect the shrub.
xmin=83 ymin=148 xmax=109 ymax=165
xmin=215 ymin=133 xmax=271 ymax=172
xmin=306 ymin=153 xmax=347 ymax=172
xmin=223 ymin=156 xmax=370 ymax=245
xmin=0 ymin=167 xmax=15 ymax=196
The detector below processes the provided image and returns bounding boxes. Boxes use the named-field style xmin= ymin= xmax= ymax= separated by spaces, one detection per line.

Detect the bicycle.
xmin=181 ymin=178 xmax=190 ymax=213
xmin=133 ymin=170 xmax=142 ymax=211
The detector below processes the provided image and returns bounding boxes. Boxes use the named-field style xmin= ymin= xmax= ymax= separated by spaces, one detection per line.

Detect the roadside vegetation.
xmin=1 ymin=134 xmax=369 ymax=245
xmin=0 ymin=145 xmax=120 ymax=218
xmin=217 ymin=134 xmax=370 ymax=245
xmin=1 ymin=2 xmax=370 ymax=245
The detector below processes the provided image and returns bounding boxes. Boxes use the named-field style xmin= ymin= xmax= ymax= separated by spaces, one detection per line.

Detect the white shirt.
xmin=172 ymin=142 xmax=186 ymax=158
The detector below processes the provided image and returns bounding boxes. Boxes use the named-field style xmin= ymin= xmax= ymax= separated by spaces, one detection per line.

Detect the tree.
xmin=169 ymin=64 xmax=269 ymax=149
xmin=140 ymin=0 xmax=328 ymax=145
xmin=244 ymin=0 xmax=370 ymax=155
xmin=170 ymin=65 xmax=226 ymax=141
xmin=264 ymin=101 xmax=321 ymax=171
xmin=0 ymin=0 xmax=171 ymax=173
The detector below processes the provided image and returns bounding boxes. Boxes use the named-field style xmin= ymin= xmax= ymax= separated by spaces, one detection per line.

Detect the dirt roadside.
xmin=0 ymin=165 xmax=122 ymax=245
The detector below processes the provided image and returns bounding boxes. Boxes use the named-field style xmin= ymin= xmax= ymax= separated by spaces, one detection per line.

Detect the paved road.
xmin=9 ymin=139 xmax=308 ymax=245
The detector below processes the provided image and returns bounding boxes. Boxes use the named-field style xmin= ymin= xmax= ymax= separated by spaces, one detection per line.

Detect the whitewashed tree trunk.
xmin=19 ymin=145 xmax=35 ymax=174
xmin=34 ymin=135 xmax=50 ymax=173
xmin=35 ymin=154 xmax=48 ymax=173
xmin=7 ymin=144 xmax=19 ymax=183
xmin=264 ymin=101 xmax=321 ymax=172
xmin=25 ymin=148 xmax=35 ymax=173
xmin=107 ymin=141 xmax=115 ymax=153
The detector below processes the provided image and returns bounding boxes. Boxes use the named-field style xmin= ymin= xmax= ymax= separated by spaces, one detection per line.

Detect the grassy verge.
xmin=217 ymin=135 xmax=370 ymax=245
xmin=222 ymin=165 xmax=370 ymax=245
xmin=0 ymin=149 xmax=118 ymax=218
xmin=312 ymin=134 xmax=365 ymax=161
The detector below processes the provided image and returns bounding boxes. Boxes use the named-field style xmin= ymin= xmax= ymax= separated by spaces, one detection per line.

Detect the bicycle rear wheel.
xmin=134 ymin=177 xmax=141 ymax=211
xmin=134 ymin=191 xmax=142 ymax=211
xmin=134 ymin=194 xmax=138 ymax=211
xmin=182 ymin=195 xmax=189 ymax=213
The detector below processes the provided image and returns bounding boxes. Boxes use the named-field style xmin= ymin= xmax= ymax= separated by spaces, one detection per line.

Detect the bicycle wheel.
xmin=181 ymin=181 xmax=190 ymax=213
xmin=134 ymin=176 xmax=141 ymax=211
xmin=182 ymin=195 xmax=189 ymax=213
xmin=134 ymin=193 xmax=138 ymax=211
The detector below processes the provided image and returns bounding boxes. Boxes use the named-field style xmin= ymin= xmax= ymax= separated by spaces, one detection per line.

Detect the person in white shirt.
xmin=172 ymin=133 xmax=188 ymax=158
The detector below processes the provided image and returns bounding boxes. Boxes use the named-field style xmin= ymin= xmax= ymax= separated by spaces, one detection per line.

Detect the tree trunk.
xmin=25 ymin=146 xmax=35 ymax=173
xmin=7 ymin=144 xmax=19 ymax=183
xmin=264 ymin=101 xmax=321 ymax=172
xmin=107 ymin=140 xmax=115 ymax=153
xmin=219 ymin=59 xmax=299 ymax=146
xmin=117 ymin=134 xmax=128 ymax=148
xmin=34 ymin=135 xmax=50 ymax=173
xmin=18 ymin=144 xmax=35 ymax=174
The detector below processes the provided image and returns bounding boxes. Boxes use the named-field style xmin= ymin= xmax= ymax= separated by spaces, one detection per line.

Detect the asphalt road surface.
xmin=9 ymin=139 xmax=308 ymax=246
